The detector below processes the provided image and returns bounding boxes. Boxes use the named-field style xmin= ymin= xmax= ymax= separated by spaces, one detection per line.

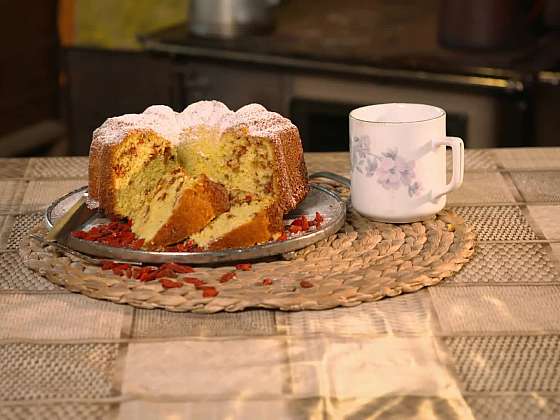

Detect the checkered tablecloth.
xmin=1 ymin=150 xmax=559 ymax=419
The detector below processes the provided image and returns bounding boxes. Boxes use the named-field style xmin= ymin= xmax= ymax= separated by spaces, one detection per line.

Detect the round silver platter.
xmin=45 ymin=184 xmax=346 ymax=264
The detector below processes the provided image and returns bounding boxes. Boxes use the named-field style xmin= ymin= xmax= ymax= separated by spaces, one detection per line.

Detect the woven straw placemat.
xmin=20 ymin=191 xmax=475 ymax=313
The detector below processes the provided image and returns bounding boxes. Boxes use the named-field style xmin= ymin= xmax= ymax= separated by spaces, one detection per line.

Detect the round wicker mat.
xmin=21 ymin=190 xmax=475 ymax=313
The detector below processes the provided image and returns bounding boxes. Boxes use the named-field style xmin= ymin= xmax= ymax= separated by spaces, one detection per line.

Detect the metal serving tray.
xmin=44 ymin=184 xmax=346 ymax=264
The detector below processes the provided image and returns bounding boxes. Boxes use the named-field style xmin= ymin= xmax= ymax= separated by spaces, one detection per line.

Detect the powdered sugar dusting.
xmin=91 ymin=100 xmax=296 ymax=148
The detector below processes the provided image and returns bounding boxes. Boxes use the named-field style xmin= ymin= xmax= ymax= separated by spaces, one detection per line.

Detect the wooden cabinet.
xmin=63 ymin=49 xmax=173 ymax=155
xmin=0 ymin=0 xmax=65 ymax=156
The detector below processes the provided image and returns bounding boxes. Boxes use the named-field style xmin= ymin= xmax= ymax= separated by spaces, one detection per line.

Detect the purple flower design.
xmin=365 ymin=156 xmax=378 ymax=177
xmin=377 ymin=157 xmax=402 ymax=190
xmin=408 ymin=181 xmax=422 ymax=197
xmin=397 ymin=158 xmax=416 ymax=186
xmin=351 ymin=142 xmax=423 ymax=196
xmin=382 ymin=148 xmax=398 ymax=160
xmin=351 ymin=136 xmax=370 ymax=173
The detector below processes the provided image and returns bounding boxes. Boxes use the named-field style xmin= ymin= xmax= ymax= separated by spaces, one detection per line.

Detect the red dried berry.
xmin=155 ymin=268 xmax=177 ymax=279
xmin=289 ymin=225 xmax=303 ymax=234
xmin=175 ymin=243 xmax=186 ymax=252
xmin=160 ymin=262 xmax=195 ymax=274
xmin=72 ymin=219 xmax=144 ymax=250
xmin=300 ymin=280 xmax=314 ymax=288
xmin=130 ymin=239 xmax=145 ymax=249
xmin=110 ymin=263 xmax=130 ymax=276
xmin=262 ymin=278 xmax=273 ymax=286
xmin=184 ymin=277 xmax=206 ymax=287
xmin=138 ymin=267 xmax=158 ymax=282
xmin=145 ymin=269 xmax=162 ymax=281
xmin=235 ymin=263 xmax=252 ymax=271
xmin=315 ymin=212 xmax=324 ymax=223
xmin=219 ymin=272 xmax=236 ymax=283
xmin=160 ymin=278 xmax=183 ymax=289
xmin=201 ymin=286 xmax=219 ymax=298
xmin=290 ymin=216 xmax=309 ymax=231
xmin=278 ymin=232 xmax=288 ymax=241
xmin=101 ymin=260 xmax=117 ymax=270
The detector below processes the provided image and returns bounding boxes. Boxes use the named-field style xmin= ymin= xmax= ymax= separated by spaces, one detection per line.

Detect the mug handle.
xmin=431 ymin=137 xmax=464 ymax=199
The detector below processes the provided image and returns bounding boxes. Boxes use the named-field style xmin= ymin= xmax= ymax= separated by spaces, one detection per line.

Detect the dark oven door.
xmin=290 ymin=98 xmax=469 ymax=153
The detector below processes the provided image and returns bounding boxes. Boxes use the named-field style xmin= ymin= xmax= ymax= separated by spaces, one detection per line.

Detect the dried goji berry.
xmin=111 ymin=263 xmax=130 ymax=276
xmin=184 ymin=277 xmax=206 ymax=287
xmin=101 ymin=260 xmax=117 ymax=270
xmin=72 ymin=219 xmax=144 ymax=249
xmin=262 ymin=278 xmax=273 ymax=286
xmin=155 ymin=268 xmax=177 ymax=279
xmin=235 ymin=263 xmax=252 ymax=271
xmin=161 ymin=262 xmax=194 ymax=273
xmin=219 ymin=272 xmax=236 ymax=283
xmin=201 ymin=286 xmax=219 ymax=298
xmin=289 ymin=225 xmax=303 ymax=233
xmin=291 ymin=218 xmax=303 ymax=227
xmin=130 ymin=239 xmax=145 ymax=249
xmin=138 ymin=268 xmax=158 ymax=282
xmin=160 ymin=278 xmax=183 ymax=288
xmin=112 ymin=267 xmax=124 ymax=276
xmin=314 ymin=212 xmax=324 ymax=223
xmin=107 ymin=239 xmax=121 ymax=247
xmin=300 ymin=280 xmax=314 ymax=288
xmin=145 ymin=270 xmax=162 ymax=281
xmin=119 ymin=231 xmax=134 ymax=244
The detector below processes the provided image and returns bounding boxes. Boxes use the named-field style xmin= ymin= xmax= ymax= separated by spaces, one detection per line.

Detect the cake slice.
xmin=190 ymin=198 xmax=283 ymax=250
xmin=175 ymin=103 xmax=307 ymax=249
xmin=88 ymin=127 xmax=229 ymax=249
xmin=130 ymin=172 xmax=229 ymax=248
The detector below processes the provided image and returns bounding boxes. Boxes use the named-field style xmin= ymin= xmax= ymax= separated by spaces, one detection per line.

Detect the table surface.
xmin=1 ymin=149 xmax=560 ymax=419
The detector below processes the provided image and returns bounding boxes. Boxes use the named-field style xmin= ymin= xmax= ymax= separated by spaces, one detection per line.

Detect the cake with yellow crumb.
xmin=88 ymin=101 xmax=308 ymax=250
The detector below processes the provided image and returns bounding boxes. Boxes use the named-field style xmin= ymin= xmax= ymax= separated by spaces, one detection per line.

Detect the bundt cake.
xmin=88 ymin=101 xmax=308 ymax=250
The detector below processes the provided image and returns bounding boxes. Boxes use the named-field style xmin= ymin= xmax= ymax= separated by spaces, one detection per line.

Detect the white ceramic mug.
xmin=349 ymin=103 xmax=464 ymax=223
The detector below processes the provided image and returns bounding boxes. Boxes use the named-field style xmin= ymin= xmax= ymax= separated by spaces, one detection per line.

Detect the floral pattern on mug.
xmin=351 ymin=136 xmax=422 ymax=197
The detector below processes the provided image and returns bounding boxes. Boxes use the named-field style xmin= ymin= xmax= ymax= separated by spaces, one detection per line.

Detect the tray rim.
xmin=44 ymin=184 xmax=346 ymax=264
